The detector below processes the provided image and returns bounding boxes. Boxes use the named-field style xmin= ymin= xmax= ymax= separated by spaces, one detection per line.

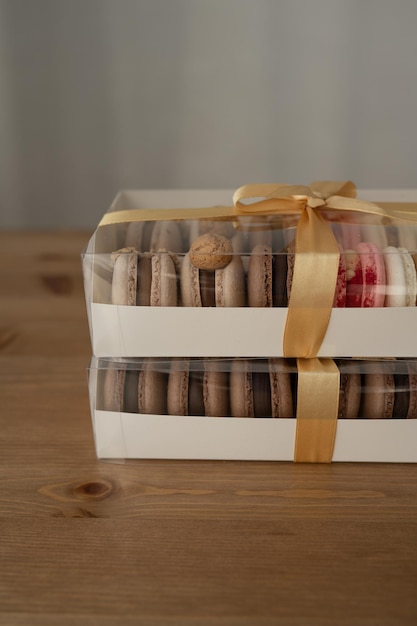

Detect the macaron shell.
xmin=407 ymin=362 xmax=417 ymax=419
xmin=337 ymin=362 xmax=361 ymax=419
xmin=167 ymin=359 xmax=189 ymax=415
xmin=138 ymin=360 xmax=167 ymax=415
xmin=344 ymin=249 xmax=363 ymax=308
xmin=180 ymin=253 xmax=202 ymax=307
xmin=361 ymin=370 xmax=395 ymax=419
xmin=269 ymin=358 xmax=294 ymax=417
xmin=215 ymin=255 xmax=246 ymax=307
xmin=286 ymin=242 xmax=295 ymax=303
xmin=247 ymin=244 xmax=273 ymax=307
xmin=383 ymin=246 xmax=407 ymax=307
xmin=356 ymin=242 xmax=386 ymax=307
xmin=230 ymin=359 xmax=254 ymax=418
xmin=150 ymin=252 xmax=178 ymax=306
xmin=399 ymin=247 xmax=417 ymax=306
xmin=102 ymin=367 xmax=125 ymax=412
xmin=111 ymin=251 xmax=138 ymax=305
xmin=333 ymin=245 xmax=347 ymax=307
xmin=203 ymin=360 xmax=230 ymax=417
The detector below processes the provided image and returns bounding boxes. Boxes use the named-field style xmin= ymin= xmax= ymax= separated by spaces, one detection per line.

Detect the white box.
xmin=83 ymin=188 xmax=417 ymax=462
xmin=83 ymin=189 xmax=417 ymax=359
xmin=88 ymin=356 xmax=417 ymax=462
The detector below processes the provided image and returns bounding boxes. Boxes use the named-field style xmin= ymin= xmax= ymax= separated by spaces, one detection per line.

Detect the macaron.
xmin=360 ymin=363 xmax=395 ymax=419
xmin=246 ymin=243 xmax=289 ymax=307
xmin=150 ymin=251 xmax=178 ymax=307
xmin=101 ymin=362 xmax=140 ymax=413
xmin=126 ymin=219 xmax=183 ymax=253
xmin=337 ymin=360 xmax=361 ymax=419
xmin=247 ymin=244 xmax=273 ymax=307
xmin=138 ymin=359 xmax=168 ymax=415
xmin=343 ymin=249 xmax=363 ymax=308
xmin=229 ymin=358 xmax=294 ymax=418
xmin=383 ymin=246 xmax=417 ymax=307
xmin=101 ymin=366 xmax=126 ymax=412
xmin=355 ymin=242 xmax=386 ymax=307
xmin=181 ymin=251 xmax=245 ymax=307
xmin=111 ymin=248 xmax=178 ymax=306
xmin=167 ymin=358 xmax=230 ymax=417
xmin=392 ymin=364 xmax=411 ymax=418
xmin=404 ymin=362 xmax=417 ymax=419
xmin=111 ymin=248 xmax=139 ymax=305
xmin=361 ymin=360 xmax=417 ymax=419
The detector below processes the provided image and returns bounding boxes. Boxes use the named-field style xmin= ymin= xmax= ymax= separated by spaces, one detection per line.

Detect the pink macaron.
xmin=355 ymin=242 xmax=386 ymax=307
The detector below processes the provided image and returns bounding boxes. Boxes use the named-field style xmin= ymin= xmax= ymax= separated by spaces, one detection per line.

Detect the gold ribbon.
xmin=294 ymin=358 xmax=340 ymax=463
xmin=231 ymin=182 xmax=417 ymax=463
xmin=99 ymin=182 xmax=417 ymax=463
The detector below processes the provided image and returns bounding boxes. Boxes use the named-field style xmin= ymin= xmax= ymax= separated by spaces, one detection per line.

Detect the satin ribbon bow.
xmin=233 ymin=181 xmax=361 ymax=358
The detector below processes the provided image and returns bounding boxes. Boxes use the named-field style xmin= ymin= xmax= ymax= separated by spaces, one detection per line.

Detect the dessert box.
xmin=88 ymin=356 xmax=417 ymax=462
xmin=82 ymin=185 xmax=417 ymax=462
xmin=82 ymin=188 xmax=417 ymax=358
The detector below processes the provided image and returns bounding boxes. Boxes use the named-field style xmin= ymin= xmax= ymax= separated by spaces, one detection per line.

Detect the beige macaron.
xmin=181 ymin=252 xmax=245 ymax=307
xmin=111 ymin=248 xmax=178 ymax=306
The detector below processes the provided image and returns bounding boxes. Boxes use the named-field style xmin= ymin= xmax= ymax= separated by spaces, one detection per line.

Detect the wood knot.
xmin=73 ymin=480 xmax=113 ymax=501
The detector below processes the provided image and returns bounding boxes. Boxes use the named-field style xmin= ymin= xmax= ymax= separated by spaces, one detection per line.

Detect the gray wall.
xmin=1 ymin=0 xmax=417 ymax=229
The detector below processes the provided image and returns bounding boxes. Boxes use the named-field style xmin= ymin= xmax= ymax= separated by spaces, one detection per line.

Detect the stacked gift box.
xmin=82 ymin=183 xmax=417 ymax=462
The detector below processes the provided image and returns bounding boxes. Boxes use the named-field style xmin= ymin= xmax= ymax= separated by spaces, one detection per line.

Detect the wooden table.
xmin=1 ymin=230 xmax=417 ymax=625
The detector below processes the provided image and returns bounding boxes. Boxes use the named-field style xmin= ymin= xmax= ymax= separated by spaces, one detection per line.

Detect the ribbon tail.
xmin=294 ymin=358 xmax=340 ymax=463
xmin=283 ymin=206 xmax=340 ymax=358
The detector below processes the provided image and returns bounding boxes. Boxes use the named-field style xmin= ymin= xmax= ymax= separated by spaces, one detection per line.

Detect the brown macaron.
xmin=360 ymin=362 xmax=395 ymax=419
xmin=100 ymin=361 xmax=140 ymax=413
xmin=181 ymin=252 xmax=245 ymax=307
xmin=247 ymin=244 xmax=273 ymax=307
xmin=392 ymin=361 xmax=417 ymax=419
xmin=167 ymin=358 xmax=230 ymax=417
xmin=111 ymin=248 xmax=178 ymax=306
xmin=101 ymin=366 xmax=126 ymax=412
xmin=337 ymin=360 xmax=362 ymax=419
xmin=138 ymin=359 xmax=168 ymax=415
xmin=230 ymin=358 xmax=294 ymax=418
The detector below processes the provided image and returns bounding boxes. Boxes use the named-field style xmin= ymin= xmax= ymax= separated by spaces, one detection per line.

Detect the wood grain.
xmin=1 ymin=231 xmax=417 ymax=625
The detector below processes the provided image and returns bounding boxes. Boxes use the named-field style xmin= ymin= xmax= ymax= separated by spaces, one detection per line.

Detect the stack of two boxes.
xmin=82 ymin=185 xmax=417 ymax=463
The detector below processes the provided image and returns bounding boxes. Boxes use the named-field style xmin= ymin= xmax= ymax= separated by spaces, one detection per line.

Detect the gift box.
xmin=82 ymin=183 xmax=417 ymax=462
xmin=82 ymin=185 xmax=417 ymax=358
xmin=88 ymin=356 xmax=417 ymax=462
